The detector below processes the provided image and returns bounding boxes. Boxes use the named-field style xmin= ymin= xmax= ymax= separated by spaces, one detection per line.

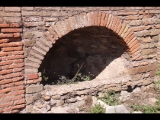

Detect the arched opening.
xmin=39 ymin=26 xmax=130 ymax=85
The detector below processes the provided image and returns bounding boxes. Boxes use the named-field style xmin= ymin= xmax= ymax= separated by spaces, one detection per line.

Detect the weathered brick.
xmin=22 ymin=7 xmax=34 ymax=10
xmin=13 ymin=59 xmax=24 ymax=63
xmin=128 ymin=68 xmax=138 ymax=75
xmin=125 ymin=15 xmax=138 ymax=20
xmin=13 ymin=67 xmax=23 ymax=72
xmin=0 ymin=24 xmax=10 ymax=28
xmin=30 ymin=50 xmax=44 ymax=60
xmin=150 ymin=29 xmax=160 ymax=36
xmin=0 ymin=69 xmax=12 ymax=75
xmin=12 ymin=104 xmax=25 ymax=110
xmin=25 ymin=68 xmax=38 ymax=73
xmin=25 ymin=62 xmax=40 ymax=68
xmin=117 ymin=11 xmax=138 ymax=15
xmin=10 ymin=23 xmax=22 ymax=28
xmin=10 ymin=63 xmax=24 ymax=68
xmin=1 ymin=46 xmax=22 ymax=52
xmin=4 ymin=17 xmax=21 ymax=23
xmin=106 ymin=13 xmax=112 ymax=28
xmin=0 ymin=42 xmax=23 ymax=47
xmin=14 ymin=90 xmax=25 ymax=96
xmin=27 ymin=73 xmax=38 ymax=80
xmin=32 ymin=46 xmax=46 ymax=55
xmin=0 ymin=101 xmax=13 ymax=108
xmin=36 ymin=41 xmax=49 ymax=52
xmin=0 ymin=60 xmax=12 ymax=66
xmin=0 ymin=39 xmax=9 ymax=43
xmin=130 ymin=20 xmax=142 ymax=26
xmin=4 ymin=7 xmax=21 ymax=11
xmin=0 ymin=88 xmax=11 ymax=94
xmin=13 ymin=33 xmax=21 ymax=37
xmin=1 ymin=28 xmax=22 ymax=33
xmin=0 ymin=79 xmax=12 ymax=85
xmin=14 ymin=99 xmax=25 ymax=105
xmin=0 ymin=33 xmax=13 ymax=38
xmin=12 ymin=77 xmax=24 ymax=82
xmin=27 ymin=57 xmax=41 ymax=64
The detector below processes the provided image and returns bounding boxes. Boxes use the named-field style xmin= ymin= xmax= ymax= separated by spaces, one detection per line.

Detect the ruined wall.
xmin=0 ymin=7 xmax=160 ymax=113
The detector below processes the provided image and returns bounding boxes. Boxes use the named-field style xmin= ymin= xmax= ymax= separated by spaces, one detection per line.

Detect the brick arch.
xmin=25 ymin=12 xmax=142 ymax=83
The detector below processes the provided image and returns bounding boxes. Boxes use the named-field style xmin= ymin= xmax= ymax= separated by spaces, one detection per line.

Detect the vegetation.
xmin=88 ymin=103 xmax=105 ymax=113
xmin=42 ymin=63 xmax=94 ymax=85
xmin=100 ymin=91 xmax=121 ymax=106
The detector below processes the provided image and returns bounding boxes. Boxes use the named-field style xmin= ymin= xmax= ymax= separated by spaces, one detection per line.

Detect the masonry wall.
xmin=0 ymin=7 xmax=160 ymax=113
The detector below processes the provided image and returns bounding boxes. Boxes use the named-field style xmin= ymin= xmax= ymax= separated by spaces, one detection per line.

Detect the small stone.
xmin=50 ymin=99 xmax=57 ymax=106
xmin=56 ymin=100 xmax=64 ymax=106
xmin=46 ymin=105 xmax=51 ymax=111
xmin=114 ymin=104 xmax=130 ymax=113
xmin=40 ymin=108 xmax=48 ymax=113
xmin=52 ymin=95 xmax=61 ymax=100
xmin=66 ymin=98 xmax=77 ymax=103
xmin=133 ymin=87 xmax=141 ymax=93
xmin=51 ymin=106 xmax=68 ymax=113
xmin=43 ymin=95 xmax=51 ymax=101
xmin=132 ymin=111 xmax=142 ymax=113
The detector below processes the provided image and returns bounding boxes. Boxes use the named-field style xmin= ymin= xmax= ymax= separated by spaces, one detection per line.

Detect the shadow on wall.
xmin=39 ymin=26 xmax=130 ymax=85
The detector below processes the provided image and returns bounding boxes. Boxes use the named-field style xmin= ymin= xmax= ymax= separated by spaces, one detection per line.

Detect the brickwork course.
xmin=0 ymin=7 xmax=160 ymax=113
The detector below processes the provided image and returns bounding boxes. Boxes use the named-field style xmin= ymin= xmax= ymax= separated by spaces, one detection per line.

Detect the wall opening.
xmin=39 ymin=26 xmax=130 ymax=85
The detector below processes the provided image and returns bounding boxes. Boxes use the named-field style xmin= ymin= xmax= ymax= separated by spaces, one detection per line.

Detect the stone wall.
xmin=0 ymin=7 xmax=160 ymax=113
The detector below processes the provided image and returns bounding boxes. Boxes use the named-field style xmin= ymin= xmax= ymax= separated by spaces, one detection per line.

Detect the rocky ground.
xmin=46 ymin=82 xmax=160 ymax=113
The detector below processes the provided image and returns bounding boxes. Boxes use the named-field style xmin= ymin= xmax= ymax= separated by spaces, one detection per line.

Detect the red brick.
xmin=100 ymin=12 xmax=106 ymax=26
xmin=26 ymin=80 xmax=34 ymax=84
xmin=126 ymin=33 xmax=135 ymax=43
xmin=115 ymin=22 xmax=122 ymax=34
xmin=108 ymin=15 xmax=115 ymax=29
xmin=1 ymin=28 xmax=22 ymax=33
xmin=12 ymin=85 xmax=24 ymax=90
xmin=11 ymin=94 xmax=24 ymax=101
xmin=0 ymin=42 xmax=23 ymax=47
xmin=14 ymin=90 xmax=25 ymax=96
xmin=0 ymin=82 xmax=14 ymax=89
xmin=0 ymin=39 xmax=9 ymax=43
xmin=27 ymin=73 xmax=38 ymax=80
xmin=14 ymin=99 xmax=25 ymax=105
xmin=111 ymin=16 xmax=118 ymax=31
xmin=12 ymin=104 xmax=25 ymax=110
xmin=0 ymin=69 xmax=12 ymax=75
xmin=1 ymin=72 xmax=23 ymax=80
xmin=103 ymin=13 xmax=109 ymax=26
xmin=0 ymin=109 xmax=2 ymax=113
xmin=0 ymin=79 xmax=12 ymax=85
xmin=10 ymin=23 xmax=21 ymax=27
xmin=0 ymin=60 xmax=12 ymax=66
xmin=13 ymin=33 xmax=21 ymax=37
xmin=106 ymin=14 xmax=112 ymax=27
xmin=0 ymin=24 xmax=10 ymax=28
xmin=129 ymin=40 xmax=139 ymax=49
xmin=11 ymin=63 xmax=24 ymax=69
xmin=113 ymin=17 xmax=122 ymax=32
xmin=14 ymin=81 xmax=24 ymax=86
xmin=1 ymin=46 xmax=22 ymax=51
xmin=11 ymin=110 xmax=19 ymax=113
xmin=0 ymin=88 xmax=11 ymax=94
xmin=0 ymin=33 xmax=14 ymax=38
xmin=12 ymin=76 xmax=24 ymax=83
xmin=0 ymin=52 xmax=11 ymax=57
xmin=97 ymin=12 xmax=102 ymax=26
xmin=13 ymin=59 xmax=24 ymax=63
xmin=33 ymin=78 xmax=42 ymax=83
xmin=13 ymin=67 xmax=23 ymax=72
xmin=0 ymin=101 xmax=13 ymax=108
xmin=2 ymin=55 xmax=24 ymax=60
